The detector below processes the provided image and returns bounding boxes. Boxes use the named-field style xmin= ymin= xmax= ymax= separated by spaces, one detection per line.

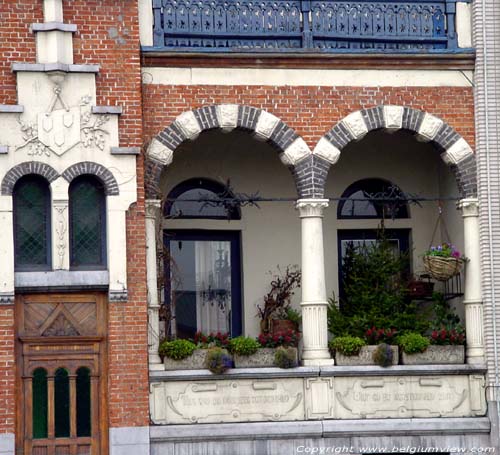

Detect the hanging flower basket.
xmin=423 ymin=243 xmax=465 ymax=281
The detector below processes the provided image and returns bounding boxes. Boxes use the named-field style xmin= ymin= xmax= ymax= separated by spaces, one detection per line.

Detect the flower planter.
xmin=271 ymin=319 xmax=296 ymax=335
xmin=233 ymin=347 xmax=298 ymax=368
xmin=401 ymin=345 xmax=464 ymax=365
xmin=408 ymin=279 xmax=434 ymax=299
xmin=163 ymin=349 xmax=211 ymax=371
xmin=423 ymin=255 xmax=464 ymax=281
xmin=335 ymin=345 xmax=399 ymax=366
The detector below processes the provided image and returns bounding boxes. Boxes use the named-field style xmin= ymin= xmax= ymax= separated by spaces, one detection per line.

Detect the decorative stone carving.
xmin=147 ymin=138 xmax=174 ymax=166
xmin=151 ymin=378 xmax=305 ymax=424
xmin=333 ymin=375 xmax=485 ymax=419
xmin=401 ymin=346 xmax=465 ymax=365
xmin=383 ymin=105 xmax=404 ymax=131
xmin=163 ymin=349 xmax=209 ymax=371
xmin=313 ymin=137 xmax=341 ymax=164
xmin=417 ymin=113 xmax=443 ymax=142
xmin=216 ymin=104 xmax=238 ymax=132
xmin=282 ymin=138 xmax=311 ymax=165
xmin=305 ymin=377 xmax=335 ymax=419
xmin=53 ymin=200 xmax=68 ymax=269
xmin=296 ymin=199 xmax=329 ymax=218
xmin=175 ymin=111 xmax=202 ymax=141
xmin=255 ymin=111 xmax=280 ymax=141
xmin=342 ymin=111 xmax=368 ymax=140
xmin=442 ymin=138 xmax=474 ymax=164
xmin=459 ymin=198 xmax=479 ymax=217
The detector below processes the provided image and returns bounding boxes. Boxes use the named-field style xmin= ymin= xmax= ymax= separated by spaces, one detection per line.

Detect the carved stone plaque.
xmin=150 ymin=378 xmax=305 ymax=424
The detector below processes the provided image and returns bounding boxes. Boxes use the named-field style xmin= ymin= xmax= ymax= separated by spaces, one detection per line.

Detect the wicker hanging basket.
xmin=423 ymin=255 xmax=464 ymax=282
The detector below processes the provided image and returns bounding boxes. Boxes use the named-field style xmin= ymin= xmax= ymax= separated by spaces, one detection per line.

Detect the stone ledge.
xmin=320 ymin=364 xmax=487 ymax=376
xmin=92 ymin=105 xmax=123 ymax=115
xmin=110 ymin=147 xmax=140 ymax=155
xmin=149 ymin=366 xmax=320 ymax=382
xmin=31 ymin=22 xmax=77 ymax=33
xmin=150 ymin=418 xmax=490 ymax=442
xmin=0 ymin=104 xmax=24 ymax=113
xmin=12 ymin=63 xmax=100 ymax=73
xmin=15 ymin=270 xmax=109 ymax=291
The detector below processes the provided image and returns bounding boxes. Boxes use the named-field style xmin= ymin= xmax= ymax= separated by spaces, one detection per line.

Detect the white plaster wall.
xmin=161 ymin=129 xmax=464 ymax=337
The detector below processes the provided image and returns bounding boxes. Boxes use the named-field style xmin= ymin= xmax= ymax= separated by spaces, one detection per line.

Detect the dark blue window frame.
xmin=164 ymin=229 xmax=243 ymax=338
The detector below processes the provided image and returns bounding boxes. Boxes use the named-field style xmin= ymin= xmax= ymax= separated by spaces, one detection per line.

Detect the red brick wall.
xmin=142 ymin=85 xmax=475 ymax=151
xmin=0 ymin=307 xmax=15 ymax=436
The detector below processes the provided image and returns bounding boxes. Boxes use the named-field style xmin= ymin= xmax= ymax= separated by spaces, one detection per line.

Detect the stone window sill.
xmin=15 ymin=270 xmax=109 ymax=292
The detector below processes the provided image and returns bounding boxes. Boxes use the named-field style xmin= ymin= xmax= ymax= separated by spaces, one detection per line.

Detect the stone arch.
xmin=312 ymin=105 xmax=477 ymax=199
xmin=1 ymin=161 xmax=59 ymax=195
xmin=145 ymin=105 xmax=312 ymax=198
xmin=62 ymin=162 xmax=119 ymax=196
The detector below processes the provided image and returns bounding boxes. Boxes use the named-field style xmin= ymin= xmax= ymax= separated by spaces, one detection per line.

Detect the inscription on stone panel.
xmin=151 ymin=378 xmax=305 ymax=424
xmin=333 ymin=375 xmax=480 ymax=419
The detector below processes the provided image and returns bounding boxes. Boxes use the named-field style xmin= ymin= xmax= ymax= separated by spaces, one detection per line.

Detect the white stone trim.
xmin=143 ymin=68 xmax=475 ymax=88
xmin=147 ymin=138 xmax=174 ymax=166
xmin=216 ymin=104 xmax=238 ymax=132
xmin=107 ymin=199 xmax=128 ymax=301
xmin=36 ymin=30 xmax=74 ymax=65
xmin=254 ymin=110 xmax=280 ymax=141
xmin=0 ymin=196 xmax=14 ymax=298
xmin=417 ymin=113 xmax=444 ymax=142
xmin=313 ymin=137 xmax=340 ymax=164
xmin=341 ymin=111 xmax=368 ymax=140
xmin=442 ymin=138 xmax=474 ymax=164
xmin=43 ymin=0 xmax=63 ymax=22
xmin=383 ymin=105 xmax=404 ymax=131
xmin=138 ymin=0 xmax=154 ymax=46
xmin=174 ymin=111 xmax=202 ymax=141
xmin=282 ymin=138 xmax=311 ymax=165
xmin=457 ymin=2 xmax=473 ymax=48
xmin=110 ymin=426 xmax=149 ymax=455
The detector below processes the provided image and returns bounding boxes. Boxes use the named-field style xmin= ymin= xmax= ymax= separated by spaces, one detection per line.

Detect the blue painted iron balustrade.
xmin=151 ymin=0 xmax=464 ymax=52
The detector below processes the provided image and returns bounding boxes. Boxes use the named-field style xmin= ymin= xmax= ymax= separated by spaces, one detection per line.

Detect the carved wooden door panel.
xmin=16 ymin=293 xmax=107 ymax=455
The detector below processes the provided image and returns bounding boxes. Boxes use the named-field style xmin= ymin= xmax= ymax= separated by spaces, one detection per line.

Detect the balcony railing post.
xmin=445 ymin=0 xmax=458 ymax=48
xmin=301 ymin=0 xmax=313 ymax=49
xmin=152 ymin=0 xmax=163 ymax=47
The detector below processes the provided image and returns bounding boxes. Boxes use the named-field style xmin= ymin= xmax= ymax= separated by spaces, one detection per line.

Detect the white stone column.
xmin=107 ymin=197 xmax=128 ymax=301
xmin=146 ymin=199 xmax=163 ymax=370
xmin=50 ymin=177 xmax=69 ymax=270
xmin=0 ymin=196 xmax=15 ymax=304
xmin=296 ymin=199 xmax=334 ymax=366
xmin=459 ymin=198 xmax=485 ymax=364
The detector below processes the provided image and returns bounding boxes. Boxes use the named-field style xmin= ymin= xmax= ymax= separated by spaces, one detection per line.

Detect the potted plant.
xmin=257 ymin=329 xmax=300 ymax=366
xmin=229 ymin=336 xmax=266 ymax=368
xmin=329 ymin=334 xmax=399 ymax=366
xmin=423 ymin=243 xmax=466 ymax=281
xmin=274 ymin=346 xmax=299 ymax=369
xmin=205 ymin=347 xmax=233 ymax=374
xmin=257 ymin=265 xmax=301 ymax=334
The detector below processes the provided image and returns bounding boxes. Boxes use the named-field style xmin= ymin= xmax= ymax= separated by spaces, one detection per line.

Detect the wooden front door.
xmin=16 ymin=293 xmax=108 ymax=455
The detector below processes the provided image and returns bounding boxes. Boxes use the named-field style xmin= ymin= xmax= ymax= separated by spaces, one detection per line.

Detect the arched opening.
xmin=32 ymin=368 xmax=48 ymax=440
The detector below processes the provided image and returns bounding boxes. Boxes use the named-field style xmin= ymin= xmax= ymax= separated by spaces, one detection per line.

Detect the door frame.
xmin=15 ymin=292 xmax=108 ymax=455
xmin=164 ymin=229 xmax=243 ymax=337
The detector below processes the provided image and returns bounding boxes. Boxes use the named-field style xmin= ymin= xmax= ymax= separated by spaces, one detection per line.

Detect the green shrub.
xmin=205 ymin=348 xmax=232 ymax=374
xmin=328 ymin=336 xmax=366 ymax=356
xmin=372 ymin=343 xmax=394 ymax=367
xmin=159 ymin=339 xmax=196 ymax=360
xmin=228 ymin=336 xmax=260 ymax=356
xmin=285 ymin=307 xmax=302 ymax=327
xmin=274 ymin=347 xmax=298 ymax=369
xmin=398 ymin=333 xmax=430 ymax=354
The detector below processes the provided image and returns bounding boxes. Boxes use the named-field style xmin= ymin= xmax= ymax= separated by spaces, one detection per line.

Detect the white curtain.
xmin=195 ymin=241 xmax=231 ymax=333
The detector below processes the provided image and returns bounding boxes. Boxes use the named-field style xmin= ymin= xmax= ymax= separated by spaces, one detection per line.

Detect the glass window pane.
xmin=171 ymin=188 xmax=227 ymax=218
xmin=70 ymin=177 xmax=106 ymax=267
xmin=32 ymin=368 xmax=48 ymax=439
xmin=54 ymin=368 xmax=70 ymax=438
xmin=14 ymin=176 xmax=50 ymax=268
xmin=76 ymin=367 xmax=91 ymax=437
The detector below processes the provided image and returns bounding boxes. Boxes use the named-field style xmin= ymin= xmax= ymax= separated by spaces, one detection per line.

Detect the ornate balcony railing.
xmin=151 ymin=0 xmax=463 ymax=52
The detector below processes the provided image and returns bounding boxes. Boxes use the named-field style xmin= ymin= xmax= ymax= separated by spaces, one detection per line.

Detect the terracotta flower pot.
xmin=272 ymin=319 xmax=296 ymax=334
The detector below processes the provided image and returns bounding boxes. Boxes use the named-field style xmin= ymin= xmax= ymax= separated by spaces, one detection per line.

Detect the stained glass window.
xmin=69 ymin=176 xmax=106 ymax=268
xmin=13 ymin=175 xmax=51 ymax=269
xmin=32 ymin=368 xmax=48 ymax=439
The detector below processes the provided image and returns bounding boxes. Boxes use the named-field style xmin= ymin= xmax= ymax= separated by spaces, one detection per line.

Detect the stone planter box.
xmin=233 ymin=347 xmax=298 ymax=368
xmin=401 ymin=345 xmax=465 ymax=365
xmin=163 ymin=349 xmax=210 ymax=371
xmin=335 ymin=345 xmax=399 ymax=366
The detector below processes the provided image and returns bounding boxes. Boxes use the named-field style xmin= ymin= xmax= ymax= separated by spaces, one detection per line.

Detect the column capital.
xmin=145 ymin=199 xmax=162 ymax=219
xmin=296 ymin=199 xmax=329 ymax=218
xmin=458 ymin=198 xmax=479 ymax=217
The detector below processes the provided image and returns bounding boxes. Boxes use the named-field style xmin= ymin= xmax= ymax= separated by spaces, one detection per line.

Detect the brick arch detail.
xmin=1 ymin=161 xmax=59 ymax=195
xmin=62 ymin=162 xmax=119 ymax=196
xmin=145 ymin=104 xmax=312 ymax=199
xmin=311 ymin=105 xmax=477 ymax=199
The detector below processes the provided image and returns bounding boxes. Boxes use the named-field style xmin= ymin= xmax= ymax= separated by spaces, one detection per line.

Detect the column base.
xmin=149 ymin=353 xmax=164 ymax=371
xmin=302 ymin=358 xmax=335 ymax=366
xmin=466 ymin=348 xmax=486 ymax=365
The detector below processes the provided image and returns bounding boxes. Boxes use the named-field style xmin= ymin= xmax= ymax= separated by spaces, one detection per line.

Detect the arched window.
xmin=32 ymin=368 xmax=48 ymax=439
xmin=54 ymin=368 xmax=70 ymax=438
xmin=165 ymin=178 xmax=241 ymax=220
xmin=338 ymin=178 xmax=409 ymax=219
xmin=76 ymin=367 xmax=91 ymax=437
xmin=13 ymin=175 xmax=51 ymax=270
xmin=69 ymin=176 xmax=106 ymax=269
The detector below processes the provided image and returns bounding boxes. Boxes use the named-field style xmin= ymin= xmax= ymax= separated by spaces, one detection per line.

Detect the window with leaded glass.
xmin=13 ymin=175 xmax=51 ymax=270
xmin=69 ymin=176 xmax=106 ymax=269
